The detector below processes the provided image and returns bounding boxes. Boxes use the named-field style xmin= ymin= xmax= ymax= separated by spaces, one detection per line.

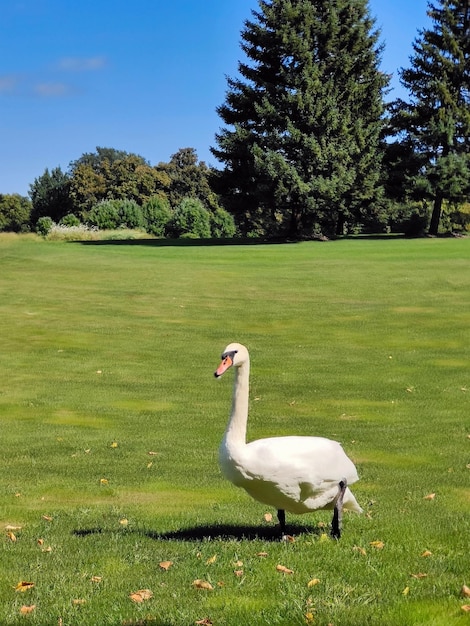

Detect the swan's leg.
xmin=277 ymin=509 xmax=286 ymax=536
xmin=331 ymin=478 xmax=347 ymax=539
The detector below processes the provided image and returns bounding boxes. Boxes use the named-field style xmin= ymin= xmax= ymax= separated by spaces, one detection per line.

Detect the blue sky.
xmin=1 ymin=0 xmax=431 ymax=196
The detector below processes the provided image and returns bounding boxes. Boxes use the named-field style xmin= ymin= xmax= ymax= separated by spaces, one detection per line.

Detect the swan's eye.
xmin=221 ymin=349 xmax=238 ymax=360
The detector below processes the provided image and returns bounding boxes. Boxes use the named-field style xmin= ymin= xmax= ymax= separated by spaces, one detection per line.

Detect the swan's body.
xmin=215 ymin=343 xmax=362 ymax=537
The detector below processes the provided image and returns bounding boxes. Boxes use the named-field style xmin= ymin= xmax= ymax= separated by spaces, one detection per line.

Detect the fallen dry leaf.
xmin=402 ymin=586 xmax=410 ymax=596
xmin=234 ymin=560 xmax=243 ymax=567
xmin=370 ymin=540 xmax=385 ymax=550
xmin=421 ymin=550 xmax=432 ymax=557
xmin=6 ymin=532 xmax=16 ymax=542
xmin=99 ymin=478 xmax=109 ymax=486
xmin=37 ymin=539 xmax=44 ymax=546
xmin=90 ymin=576 xmax=102 ymax=583
xmin=15 ymin=582 xmax=35 ymax=592
xmin=234 ymin=569 xmax=244 ymax=577
xmin=129 ymin=589 xmax=153 ymax=603
xmin=19 ymin=605 xmax=36 ymax=615
xmin=423 ymin=493 xmax=436 ymax=500
xmin=264 ymin=512 xmax=273 ymax=523
xmin=461 ymin=585 xmax=470 ymax=598
xmin=148 ymin=451 xmax=158 ymax=456
xmin=159 ymin=561 xmax=173 ymax=571
xmin=119 ymin=518 xmax=129 ymax=526
xmin=195 ymin=619 xmax=213 ymax=626
xmin=305 ymin=612 xmax=315 ymax=624
xmin=256 ymin=552 xmax=268 ymax=557
xmin=5 ymin=525 xmax=22 ymax=531
xmin=307 ymin=578 xmax=321 ymax=587
xmin=206 ymin=555 xmax=217 ymax=565
xmin=276 ymin=564 xmax=294 ymax=575
xmin=192 ymin=579 xmax=214 ymax=590
xmin=72 ymin=599 xmax=86 ymax=606
xmin=42 ymin=515 xmax=53 ymax=522
xmin=283 ymin=534 xmax=296 ymax=543
xmin=461 ymin=605 xmax=470 ymax=613
xmin=353 ymin=546 xmax=367 ymax=556
xmin=110 ymin=442 xmax=118 ymax=448
xmin=410 ymin=573 xmax=428 ymax=579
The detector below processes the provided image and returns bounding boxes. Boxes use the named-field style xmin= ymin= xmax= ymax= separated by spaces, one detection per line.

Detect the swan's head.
xmin=214 ymin=342 xmax=249 ymax=378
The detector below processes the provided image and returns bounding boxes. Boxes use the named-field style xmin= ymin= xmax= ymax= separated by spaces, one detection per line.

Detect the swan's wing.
xmin=244 ymin=436 xmax=359 ymax=484
xmin=219 ymin=435 xmax=361 ymax=512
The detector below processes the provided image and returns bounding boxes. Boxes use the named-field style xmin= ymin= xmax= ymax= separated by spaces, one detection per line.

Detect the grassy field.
xmin=0 ymin=233 xmax=469 ymax=626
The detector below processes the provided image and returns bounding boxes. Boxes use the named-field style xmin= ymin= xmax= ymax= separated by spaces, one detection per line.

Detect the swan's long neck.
xmin=223 ymin=360 xmax=250 ymax=451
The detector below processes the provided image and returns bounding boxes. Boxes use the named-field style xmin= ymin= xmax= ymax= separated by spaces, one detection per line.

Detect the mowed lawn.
xmin=0 ymin=234 xmax=468 ymax=626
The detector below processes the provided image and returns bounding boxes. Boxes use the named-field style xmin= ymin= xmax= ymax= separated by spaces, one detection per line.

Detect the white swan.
xmin=214 ymin=343 xmax=362 ymax=538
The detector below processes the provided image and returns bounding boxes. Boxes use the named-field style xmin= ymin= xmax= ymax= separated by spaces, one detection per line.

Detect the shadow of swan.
xmin=73 ymin=522 xmax=323 ymax=542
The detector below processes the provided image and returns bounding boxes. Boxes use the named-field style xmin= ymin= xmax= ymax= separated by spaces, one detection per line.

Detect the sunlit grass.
xmin=0 ymin=234 xmax=469 ymax=625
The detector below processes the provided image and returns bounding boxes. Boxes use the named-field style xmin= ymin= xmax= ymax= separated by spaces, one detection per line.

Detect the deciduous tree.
xmin=157 ymin=148 xmax=221 ymax=212
xmin=0 ymin=194 xmax=32 ymax=232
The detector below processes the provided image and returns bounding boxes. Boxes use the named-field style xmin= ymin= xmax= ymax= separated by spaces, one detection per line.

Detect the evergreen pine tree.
xmin=389 ymin=0 xmax=470 ymax=235
xmin=212 ymin=0 xmax=388 ymax=238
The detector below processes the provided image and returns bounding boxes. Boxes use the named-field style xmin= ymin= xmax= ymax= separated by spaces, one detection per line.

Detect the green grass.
xmin=0 ymin=233 xmax=469 ymax=625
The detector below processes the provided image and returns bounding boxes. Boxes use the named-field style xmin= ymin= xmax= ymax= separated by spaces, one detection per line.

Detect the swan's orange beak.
xmin=214 ymin=355 xmax=233 ymax=378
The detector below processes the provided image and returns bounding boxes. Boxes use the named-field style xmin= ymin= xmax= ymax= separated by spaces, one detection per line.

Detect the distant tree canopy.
xmin=26 ymin=147 xmax=235 ymax=239
xmin=0 ymin=194 xmax=32 ymax=232
xmin=156 ymin=148 xmax=222 ymax=212
xmin=212 ymin=0 xmax=389 ymax=238
xmin=68 ymin=148 xmax=171 ymax=214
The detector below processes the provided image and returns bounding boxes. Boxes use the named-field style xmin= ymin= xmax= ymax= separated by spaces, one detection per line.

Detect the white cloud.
xmin=56 ymin=56 xmax=107 ymax=72
xmin=33 ymin=81 xmax=74 ymax=97
xmin=0 ymin=75 xmax=19 ymax=94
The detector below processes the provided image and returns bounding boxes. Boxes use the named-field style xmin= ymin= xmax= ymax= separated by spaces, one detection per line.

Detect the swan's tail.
xmin=343 ymin=487 xmax=363 ymax=513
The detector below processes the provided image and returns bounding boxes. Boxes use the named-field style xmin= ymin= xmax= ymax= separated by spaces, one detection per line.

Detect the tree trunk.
xmin=288 ymin=207 xmax=301 ymax=239
xmin=335 ymin=213 xmax=345 ymax=237
xmin=429 ymin=193 xmax=443 ymax=236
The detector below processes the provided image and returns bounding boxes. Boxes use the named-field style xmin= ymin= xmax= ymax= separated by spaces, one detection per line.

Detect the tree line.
xmin=1 ymin=0 xmax=469 ymax=239
xmin=1 ymin=147 xmax=236 ymax=239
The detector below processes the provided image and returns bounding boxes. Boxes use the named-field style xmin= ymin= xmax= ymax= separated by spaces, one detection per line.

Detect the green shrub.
xmin=87 ymin=200 xmax=120 ymax=229
xmin=387 ymin=201 xmax=430 ymax=236
xmin=117 ymin=198 xmax=144 ymax=229
xmin=87 ymin=199 xmax=144 ymax=230
xmin=210 ymin=206 xmax=236 ymax=238
xmin=441 ymin=200 xmax=470 ymax=233
xmin=59 ymin=213 xmax=81 ymax=227
xmin=169 ymin=197 xmax=211 ymax=238
xmin=142 ymin=195 xmax=172 ymax=236
xmin=36 ymin=216 xmax=55 ymax=236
